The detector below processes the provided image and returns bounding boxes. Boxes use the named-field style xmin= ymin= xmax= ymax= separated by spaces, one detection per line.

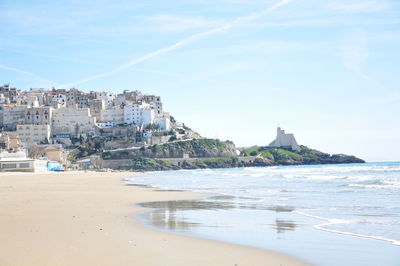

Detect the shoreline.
xmin=99 ymin=159 xmax=366 ymax=172
xmin=0 ymin=171 xmax=310 ymax=266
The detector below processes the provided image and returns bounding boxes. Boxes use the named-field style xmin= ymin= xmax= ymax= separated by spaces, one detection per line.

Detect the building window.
xmin=19 ymin=163 xmax=30 ymax=168
xmin=3 ymin=163 xmax=17 ymax=169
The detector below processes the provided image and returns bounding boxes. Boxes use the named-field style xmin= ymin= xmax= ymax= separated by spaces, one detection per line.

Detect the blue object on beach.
xmin=47 ymin=161 xmax=64 ymax=171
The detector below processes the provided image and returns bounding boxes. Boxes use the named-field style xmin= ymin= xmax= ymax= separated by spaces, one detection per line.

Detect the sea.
xmin=126 ymin=162 xmax=400 ymax=266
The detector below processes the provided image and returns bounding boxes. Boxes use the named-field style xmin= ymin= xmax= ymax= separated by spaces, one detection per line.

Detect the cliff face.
xmin=102 ymin=139 xmax=237 ymax=160
xmin=100 ymin=141 xmax=365 ymax=171
xmin=240 ymin=145 xmax=365 ymax=165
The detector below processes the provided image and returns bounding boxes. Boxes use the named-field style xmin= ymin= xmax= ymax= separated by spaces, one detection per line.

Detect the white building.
xmin=52 ymin=107 xmax=96 ymax=137
xmin=150 ymin=101 xmax=163 ymax=117
xmin=24 ymin=89 xmax=46 ymax=106
xmin=100 ymin=107 xmax=124 ymax=126
xmin=95 ymin=92 xmax=115 ymax=109
xmin=269 ymin=127 xmax=300 ymax=151
xmin=25 ymin=96 xmax=40 ymax=107
xmin=0 ymin=104 xmax=27 ymax=130
xmin=47 ymin=91 xmax=66 ymax=107
xmin=0 ymin=84 xmax=19 ymax=103
xmin=97 ymin=122 xmax=115 ymax=129
xmin=24 ymin=106 xmax=53 ymax=125
xmin=124 ymin=102 xmax=150 ymax=126
xmin=141 ymin=108 xmax=154 ymax=128
xmin=0 ymin=148 xmax=50 ymax=172
xmin=0 ymin=94 xmax=7 ymax=104
xmin=116 ymin=90 xmax=143 ymax=106
xmin=142 ymin=94 xmax=163 ymax=117
xmin=154 ymin=116 xmax=170 ymax=131
xmin=17 ymin=124 xmax=51 ymax=144
xmin=89 ymin=99 xmax=105 ymax=121
xmin=0 ymin=158 xmax=49 ymax=172
xmin=66 ymin=88 xmax=93 ymax=108
xmin=115 ymin=94 xmax=126 ymax=106
xmin=143 ymin=94 xmax=160 ymax=103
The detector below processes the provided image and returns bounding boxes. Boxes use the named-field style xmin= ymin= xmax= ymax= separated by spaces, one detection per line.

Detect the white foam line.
xmin=293 ymin=211 xmax=400 ymax=246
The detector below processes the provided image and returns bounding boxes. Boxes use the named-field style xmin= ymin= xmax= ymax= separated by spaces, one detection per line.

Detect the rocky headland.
xmin=97 ymin=139 xmax=365 ymax=171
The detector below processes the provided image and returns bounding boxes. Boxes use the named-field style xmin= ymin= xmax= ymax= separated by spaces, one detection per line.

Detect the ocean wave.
xmin=346 ymin=175 xmax=380 ymax=181
xmin=347 ymin=184 xmax=400 ymax=190
xmin=300 ymin=175 xmax=348 ymax=181
xmin=321 ymin=164 xmax=400 ymax=172
xmin=293 ymin=211 xmax=400 ymax=246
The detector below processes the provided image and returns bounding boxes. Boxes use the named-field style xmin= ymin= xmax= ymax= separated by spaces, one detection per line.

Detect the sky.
xmin=0 ymin=0 xmax=399 ymax=162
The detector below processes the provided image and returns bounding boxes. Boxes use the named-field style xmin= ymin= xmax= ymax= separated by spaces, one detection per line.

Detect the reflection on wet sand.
xmin=273 ymin=219 xmax=297 ymax=234
xmin=126 ymin=183 xmax=152 ymax=188
xmin=140 ymin=197 xmax=299 ymax=234
xmin=153 ymin=189 xmax=183 ymax=192
xmin=139 ymin=199 xmax=235 ymax=211
xmin=265 ymin=206 xmax=295 ymax=212
xmin=146 ymin=208 xmax=200 ymax=231
xmin=140 ymin=199 xmax=236 ymax=231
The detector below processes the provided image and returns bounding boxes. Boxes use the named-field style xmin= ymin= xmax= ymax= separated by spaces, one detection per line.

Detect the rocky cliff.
xmin=240 ymin=145 xmax=365 ymax=166
xmin=102 ymin=139 xmax=237 ymax=160
xmin=100 ymin=141 xmax=365 ymax=171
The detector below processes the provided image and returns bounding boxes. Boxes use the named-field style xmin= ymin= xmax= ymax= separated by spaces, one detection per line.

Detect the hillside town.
xmin=0 ymin=84 xmax=198 ymax=171
xmin=0 ymin=83 xmax=365 ymax=172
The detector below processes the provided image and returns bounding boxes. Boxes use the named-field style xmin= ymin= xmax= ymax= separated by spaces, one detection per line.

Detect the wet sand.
xmin=138 ymin=198 xmax=298 ymax=233
xmin=0 ymin=171 xmax=310 ymax=266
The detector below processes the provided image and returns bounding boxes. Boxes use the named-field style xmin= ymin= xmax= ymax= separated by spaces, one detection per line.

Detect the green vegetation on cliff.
xmin=99 ymin=139 xmax=364 ymax=171
xmin=102 ymin=138 xmax=236 ymax=160
xmin=109 ymin=156 xmax=238 ymax=171
xmin=240 ymin=145 xmax=365 ymax=165
xmin=124 ymin=157 xmax=176 ymax=171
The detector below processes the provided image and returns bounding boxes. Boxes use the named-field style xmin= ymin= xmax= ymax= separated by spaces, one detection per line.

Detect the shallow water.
xmin=128 ymin=162 xmax=400 ymax=265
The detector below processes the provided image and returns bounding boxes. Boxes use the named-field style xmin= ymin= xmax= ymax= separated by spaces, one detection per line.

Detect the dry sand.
xmin=0 ymin=171 xmax=310 ymax=266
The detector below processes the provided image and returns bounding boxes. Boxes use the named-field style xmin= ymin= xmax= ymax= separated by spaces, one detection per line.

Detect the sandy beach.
xmin=0 ymin=171 xmax=309 ymax=266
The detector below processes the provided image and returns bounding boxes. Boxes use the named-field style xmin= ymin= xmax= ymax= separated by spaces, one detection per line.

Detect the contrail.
xmin=60 ymin=0 xmax=295 ymax=88
xmin=0 ymin=47 xmax=112 ymax=67
xmin=0 ymin=64 xmax=59 ymax=86
xmin=0 ymin=48 xmax=181 ymax=77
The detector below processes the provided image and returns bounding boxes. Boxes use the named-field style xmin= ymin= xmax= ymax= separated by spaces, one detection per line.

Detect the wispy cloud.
xmin=0 ymin=47 xmax=182 ymax=80
xmin=0 ymin=64 xmax=59 ymax=86
xmin=0 ymin=9 xmax=82 ymax=35
xmin=59 ymin=0 xmax=295 ymax=88
xmin=144 ymin=14 xmax=225 ymax=33
xmin=368 ymin=91 xmax=400 ymax=104
xmin=0 ymin=47 xmax=112 ymax=67
xmin=339 ymin=29 xmax=386 ymax=89
xmin=340 ymin=30 xmax=369 ymax=73
xmin=252 ymin=16 xmax=400 ymax=28
xmin=0 ymin=1 xmax=147 ymax=35
xmin=329 ymin=0 xmax=393 ymax=13
xmin=219 ymin=40 xmax=322 ymax=56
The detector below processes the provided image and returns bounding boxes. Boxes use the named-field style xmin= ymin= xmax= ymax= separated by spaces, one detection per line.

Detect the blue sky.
xmin=1 ymin=0 xmax=399 ymax=161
